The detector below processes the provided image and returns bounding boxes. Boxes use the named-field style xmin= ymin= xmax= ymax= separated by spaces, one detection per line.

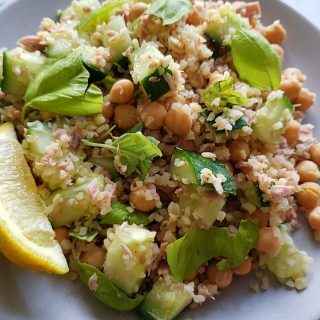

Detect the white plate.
xmin=0 ymin=1 xmax=320 ymax=319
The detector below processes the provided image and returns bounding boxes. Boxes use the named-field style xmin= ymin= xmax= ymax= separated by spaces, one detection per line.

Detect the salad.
xmin=0 ymin=0 xmax=318 ymax=319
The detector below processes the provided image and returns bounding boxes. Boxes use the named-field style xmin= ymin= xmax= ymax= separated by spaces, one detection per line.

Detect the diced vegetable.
xmin=1 ymin=48 xmax=46 ymax=98
xmin=131 ymin=43 xmax=174 ymax=101
xmin=138 ymin=276 xmax=193 ymax=320
xmin=147 ymin=0 xmax=192 ymax=26
xmin=47 ymin=175 xmax=106 ymax=227
xmin=231 ymin=28 xmax=281 ymax=90
xmin=60 ymin=0 xmax=101 ymax=22
xmin=23 ymin=52 xmax=103 ymax=118
xmin=169 ymin=148 xmax=236 ymax=195
xmin=104 ymin=223 xmax=156 ymax=295
xmin=76 ymin=259 xmax=144 ymax=311
xmin=100 ymin=202 xmax=150 ymax=226
xmin=26 ymin=121 xmax=55 ymax=156
xmin=166 ymin=219 xmax=259 ymax=282
xmin=45 ymin=32 xmax=75 ymax=58
xmin=253 ymin=94 xmax=293 ymax=144
xmin=178 ymin=185 xmax=226 ymax=229
xmin=101 ymin=16 xmax=132 ymax=63
xmin=76 ymin=0 xmax=125 ymax=33
xmin=82 ymin=132 xmax=162 ymax=178
xmin=264 ymin=226 xmax=313 ymax=290
xmin=205 ymin=5 xmax=249 ymax=44
xmin=243 ymin=181 xmax=269 ymax=207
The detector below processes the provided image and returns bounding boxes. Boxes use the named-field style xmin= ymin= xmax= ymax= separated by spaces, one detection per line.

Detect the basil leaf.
xmin=170 ymin=148 xmax=236 ymax=195
xmin=100 ymin=203 xmax=150 ymax=226
xmin=76 ymin=260 xmax=144 ymax=311
xmin=82 ymin=132 xmax=162 ymax=178
xmin=167 ymin=220 xmax=259 ymax=282
xmin=148 ymin=0 xmax=192 ymax=25
xmin=203 ymin=110 xmax=248 ymax=133
xmin=69 ymin=229 xmax=98 ymax=242
xmin=23 ymin=52 xmax=103 ymax=118
xmin=76 ymin=1 xmax=125 ymax=33
xmin=231 ymin=28 xmax=281 ymax=90
xmin=201 ymin=77 xmax=249 ymax=110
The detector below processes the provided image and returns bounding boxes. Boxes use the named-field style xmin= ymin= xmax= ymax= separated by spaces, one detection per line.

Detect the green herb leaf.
xmin=69 ymin=229 xmax=98 ymax=242
xmin=167 ymin=220 xmax=259 ymax=282
xmin=231 ymin=28 xmax=281 ymax=90
xmin=201 ymin=77 xmax=249 ymax=110
xmin=23 ymin=52 xmax=103 ymax=118
xmin=82 ymin=132 xmax=162 ymax=178
xmin=76 ymin=260 xmax=144 ymax=311
xmin=170 ymin=148 xmax=236 ymax=195
xmin=100 ymin=203 xmax=150 ymax=226
xmin=148 ymin=0 xmax=192 ymax=25
xmin=76 ymin=1 xmax=125 ymax=33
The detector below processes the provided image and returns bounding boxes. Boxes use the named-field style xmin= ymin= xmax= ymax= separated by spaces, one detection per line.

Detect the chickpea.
xmin=102 ymin=102 xmax=114 ymax=119
xmin=54 ymin=227 xmax=69 ymax=244
xmin=279 ymin=79 xmax=302 ymax=101
xmin=81 ymin=244 xmax=106 ymax=270
xmin=207 ymin=263 xmax=233 ymax=288
xmin=280 ymin=68 xmax=306 ymax=101
xmin=228 ymin=140 xmax=250 ymax=163
xmin=295 ymin=160 xmax=320 ymax=183
xmin=141 ymin=101 xmax=167 ymax=130
xmin=40 ymin=111 xmax=54 ymax=121
xmin=110 ymin=79 xmax=134 ymax=104
xmin=114 ymin=104 xmax=137 ymax=130
xmin=255 ymin=226 xmax=283 ymax=256
xmin=307 ymin=206 xmax=320 ymax=230
xmin=164 ymin=93 xmax=186 ymax=110
xmin=264 ymin=20 xmax=287 ymax=44
xmin=294 ymin=88 xmax=316 ymax=112
xmin=310 ymin=144 xmax=320 ymax=166
xmin=187 ymin=5 xmax=205 ymax=25
xmin=283 ymin=120 xmax=300 ymax=146
xmin=128 ymin=2 xmax=149 ymax=22
xmin=283 ymin=68 xmax=306 ymax=83
xmin=165 ymin=108 xmax=192 ymax=137
xmin=296 ymin=182 xmax=320 ymax=209
xmin=54 ymin=227 xmax=71 ymax=255
xmin=248 ymin=209 xmax=269 ymax=228
xmin=271 ymin=44 xmax=284 ymax=63
xmin=130 ymin=184 xmax=158 ymax=212
xmin=233 ymin=257 xmax=252 ymax=276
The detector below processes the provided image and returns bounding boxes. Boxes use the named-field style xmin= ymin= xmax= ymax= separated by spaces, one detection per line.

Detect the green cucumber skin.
xmin=141 ymin=68 xmax=172 ymax=101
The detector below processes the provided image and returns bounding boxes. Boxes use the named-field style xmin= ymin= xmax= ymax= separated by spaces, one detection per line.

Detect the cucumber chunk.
xmin=104 ymin=223 xmax=156 ymax=295
xmin=101 ymin=15 xmax=132 ymax=63
xmin=243 ymin=181 xmax=269 ymax=207
xmin=47 ymin=175 xmax=106 ymax=227
xmin=131 ymin=43 xmax=173 ymax=101
xmin=138 ymin=276 xmax=193 ymax=320
xmin=205 ymin=5 xmax=249 ymax=44
xmin=1 ymin=48 xmax=46 ymax=98
xmin=26 ymin=121 xmax=55 ymax=156
xmin=178 ymin=185 xmax=226 ymax=229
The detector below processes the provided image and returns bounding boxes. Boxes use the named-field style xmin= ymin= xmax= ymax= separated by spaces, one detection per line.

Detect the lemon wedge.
xmin=0 ymin=122 xmax=68 ymax=274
